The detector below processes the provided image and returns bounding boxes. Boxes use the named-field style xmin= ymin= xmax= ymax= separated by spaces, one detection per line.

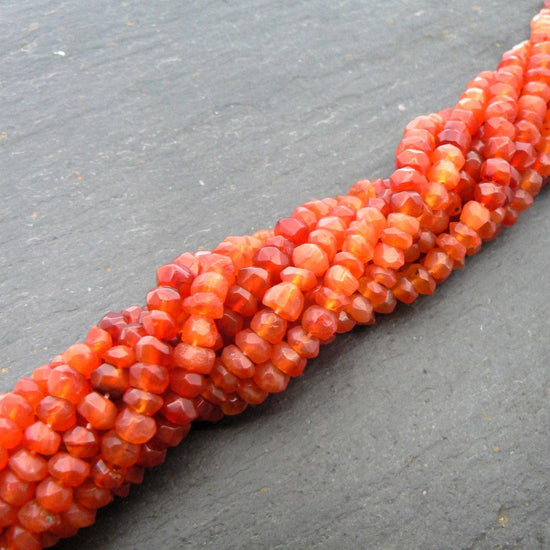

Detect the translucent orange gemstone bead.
xmin=423 ymin=248 xmax=454 ymax=282
xmin=436 ymin=233 xmax=467 ymax=264
xmin=48 ymin=453 xmax=90 ymax=487
xmin=342 ymin=233 xmax=375 ymax=263
xmin=373 ymin=242 xmax=405 ymax=270
xmin=390 ymin=190 xmax=426 ymax=216
xmin=191 ymin=271 xmax=230 ymax=301
xmin=84 ymin=326 xmax=113 ymax=358
xmin=161 ymin=392 xmax=198 ymax=425
xmin=275 ymin=216 xmax=309 ymax=244
xmin=392 ymin=277 xmax=419 ymax=304
xmin=279 ymin=266 xmax=318 ymax=291
xmin=221 ymin=344 xmax=255 ymax=379
xmin=115 ymin=408 xmax=157 ymax=445
xmin=173 ymin=342 xmax=215 ymax=374
xmin=129 ymin=363 xmax=170 ymax=394
xmin=73 ymin=480 xmax=112 ymax=510
xmin=0 ymin=393 xmax=34 ymax=429
xmin=47 ymin=364 xmax=90 ymax=404
xmin=292 ymin=243 xmax=329 ymax=277
xmin=90 ymin=363 xmax=129 ymax=399
xmin=395 ymin=148 xmax=432 ymax=174
xmin=253 ymin=246 xmax=290 ymax=278
xmin=103 ymin=344 xmax=136 ymax=369
xmin=253 ymin=362 xmax=290 ymax=393
xmin=77 ymin=392 xmax=117 ymax=430
xmin=363 ymin=264 xmax=398 ymax=288
xmin=345 ymin=294 xmax=375 ymax=324
xmin=249 ymin=309 xmax=287 ymax=345
xmin=234 ymin=329 xmax=271 ymax=364
xmin=308 ymin=227 xmax=339 ymax=259
xmin=146 ymin=286 xmax=182 ymax=318
xmin=101 ymin=430 xmax=140 ymax=468
xmin=237 ymin=379 xmax=268 ymax=405
xmin=460 ymin=200 xmax=491 ymax=233
xmin=36 ymin=396 xmax=76 ymax=432
xmin=324 ymin=265 xmax=359 ymax=296
xmin=287 ymin=326 xmax=320 ymax=358
xmin=63 ymin=501 xmax=96 ymax=529
xmin=0 ymin=418 xmax=23 ymax=450
xmin=380 ymin=226 xmax=413 ymax=249
xmin=169 ymin=369 xmax=206 ymax=398
xmin=36 ymin=477 xmax=73 ymax=512
xmin=119 ymin=322 xmax=147 ymax=347
xmin=156 ymin=263 xmax=193 ymax=296
xmin=180 ymin=315 xmax=218 ymax=347
xmin=225 ymin=285 xmax=258 ymax=317
xmin=183 ymin=292 xmax=224 ymax=319
xmin=24 ymin=422 xmax=61 ymax=456
xmin=17 ymin=499 xmax=60 ymax=534
xmin=63 ymin=426 xmax=99 ymax=458
xmin=332 ymin=251 xmax=364 ymax=278
xmin=197 ymin=252 xmax=236 ymax=285
xmin=122 ymin=388 xmax=163 ymax=416
xmin=216 ymin=308 xmax=244 ymax=343
xmin=9 ymin=449 xmax=48 ymax=482
xmin=142 ymin=309 xmax=179 ymax=340
xmin=135 ymin=335 xmax=172 ymax=366
xmin=63 ymin=343 xmax=100 ymax=377
xmin=90 ymin=458 xmax=124 ymax=490
xmin=236 ymin=266 xmax=270 ymax=299
xmin=301 ymin=305 xmax=338 ymax=340
xmin=390 ymin=167 xmax=428 ymax=192
xmin=403 ymin=264 xmax=437 ymax=295
xmin=262 ymin=282 xmax=304 ymax=322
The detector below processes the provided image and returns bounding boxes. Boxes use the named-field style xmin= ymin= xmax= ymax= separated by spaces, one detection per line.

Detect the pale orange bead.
xmin=84 ymin=326 xmax=113 ymax=359
xmin=180 ymin=314 xmax=218 ymax=347
xmin=190 ymin=271 xmax=230 ymax=300
xmin=0 ymin=393 xmax=35 ymax=429
xmin=373 ymin=242 xmax=405 ymax=270
xmin=380 ymin=226 xmax=413 ymax=249
xmin=423 ymin=248 xmax=454 ymax=282
xmin=262 ymin=282 xmax=304 ymax=322
xmin=47 ymin=364 xmax=90 ymax=404
xmin=183 ymin=292 xmax=224 ymax=319
xmin=308 ymin=228 xmax=338 ymax=260
xmin=9 ymin=449 xmax=48 ymax=482
xmin=63 ymin=343 xmax=100 ymax=377
xmin=292 ymin=243 xmax=329 ymax=277
xmin=428 ymin=159 xmax=461 ymax=190
xmin=24 ymin=422 xmax=61 ymax=456
xmin=459 ymin=200 xmax=491 ymax=233
xmin=324 ymin=265 xmax=359 ymax=296
xmin=0 ymin=418 xmax=23 ymax=450
xmin=279 ymin=266 xmax=318 ymax=291
xmin=342 ymin=233 xmax=374 ymax=263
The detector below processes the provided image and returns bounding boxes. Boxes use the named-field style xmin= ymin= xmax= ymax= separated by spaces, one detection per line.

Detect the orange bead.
xmin=36 ymin=477 xmax=73 ymax=513
xmin=123 ymin=388 xmax=164 ymax=415
xmin=262 ymin=282 xmax=304 ymax=322
xmin=180 ymin=315 xmax=218 ymax=347
xmin=161 ymin=392 xmax=198 ymax=425
xmin=236 ymin=266 xmax=270 ymax=299
xmin=173 ymin=342 xmax=215 ymax=374
xmin=47 ymin=364 xmax=90 ymax=404
xmin=210 ymin=360 xmax=240 ymax=393
xmin=103 ymin=344 xmax=136 ymax=369
xmin=90 ymin=363 xmax=129 ymax=399
xmin=270 ymin=342 xmax=306 ymax=377
xmin=62 ymin=501 xmax=96 ymax=529
xmin=345 ymin=294 xmax=375 ymax=325
xmin=63 ymin=343 xmax=100 ymax=377
xmin=287 ymin=326 xmax=320 ymax=358
xmin=342 ymin=233 xmax=374 ymax=263
xmin=363 ymin=265 xmax=398 ymax=288
xmin=236 ymin=329 xmax=273 ymax=364
xmin=129 ymin=363 xmax=170 ymax=394
xmin=24 ymin=422 xmax=61 ymax=456
xmin=191 ymin=271 xmax=230 ymax=301
xmin=48 ymin=453 xmax=90 ymax=487
xmin=73 ymin=480 xmax=113 ymax=510
xmin=17 ymin=499 xmax=60 ymax=534
xmin=373 ymin=242 xmax=405 ymax=270
xmin=308 ymin=228 xmax=339 ymax=259
xmin=275 ymin=216 xmax=309 ymax=244
xmin=0 ymin=469 xmax=35 ymax=507
xmin=9 ymin=449 xmax=48 ymax=482
xmin=250 ymin=309 xmax=287 ymax=344
xmin=423 ymin=249 xmax=454 ymax=282
xmin=225 ymin=285 xmax=258 ymax=317
xmin=324 ymin=265 xmax=359 ymax=296
xmin=237 ymin=379 xmax=268 ymax=405
xmin=119 ymin=322 xmax=147 ymax=347
xmin=221 ymin=345 xmax=255 ymax=379
xmin=141 ymin=310 xmax=179 ymax=340
xmin=390 ymin=167 xmax=428 ymax=192
xmin=380 ymin=226 xmax=413 ymax=249
xmin=436 ymin=233 xmax=467 ymax=264
xmin=216 ymin=308 xmax=244 ymax=343
xmin=197 ymin=252 xmax=236 ymax=285
xmin=135 ymin=335 xmax=172 ymax=366
xmin=313 ymin=286 xmax=351 ymax=312
xmin=77 ymin=392 xmax=117 ymax=430
xmin=63 ymin=426 xmax=99 ymax=458
xmin=115 ymin=408 xmax=157 ymax=445
xmin=279 ymin=266 xmax=318 ymax=291
xmin=84 ymin=326 xmax=113 ymax=358
xmin=170 ymin=370 xmax=205 ymax=400
xmin=0 ymin=418 xmax=23 ymax=450
xmin=156 ymin=263 xmax=193 ymax=295
xmin=36 ymin=396 xmax=76 ymax=432
xmin=292 ymin=243 xmax=329 ymax=277
xmin=183 ymin=292 xmax=224 ymax=319
xmin=332 ymin=251 xmax=364 ymax=278
xmin=0 ymin=392 xmax=35 ymax=429
xmin=390 ymin=190 xmax=426 ymax=216
xmin=459 ymin=200 xmax=491 ymax=234
xmin=403 ymin=264 xmax=437 ymax=295
xmin=253 ymin=362 xmax=290 ymax=393
xmin=101 ymin=430 xmax=140 ymax=468
xmin=301 ymin=306 xmax=338 ymax=340
xmin=253 ymin=246 xmax=290 ymax=277
xmin=146 ymin=286 xmax=183 ymax=317
xmin=392 ymin=277 xmax=419 ymax=304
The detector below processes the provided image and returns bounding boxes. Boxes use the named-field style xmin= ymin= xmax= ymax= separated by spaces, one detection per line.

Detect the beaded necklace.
xmin=0 ymin=3 xmax=548 ymax=549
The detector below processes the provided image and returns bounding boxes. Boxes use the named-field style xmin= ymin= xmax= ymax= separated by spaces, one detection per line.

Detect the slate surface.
xmin=1 ymin=1 xmax=549 ymax=549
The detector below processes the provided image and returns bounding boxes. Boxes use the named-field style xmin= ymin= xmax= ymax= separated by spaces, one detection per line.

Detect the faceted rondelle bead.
xmin=262 ymin=282 xmax=305 ymax=322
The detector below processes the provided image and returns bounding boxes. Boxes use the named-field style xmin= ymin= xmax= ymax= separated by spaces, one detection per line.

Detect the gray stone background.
xmin=0 ymin=1 xmax=548 ymax=549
